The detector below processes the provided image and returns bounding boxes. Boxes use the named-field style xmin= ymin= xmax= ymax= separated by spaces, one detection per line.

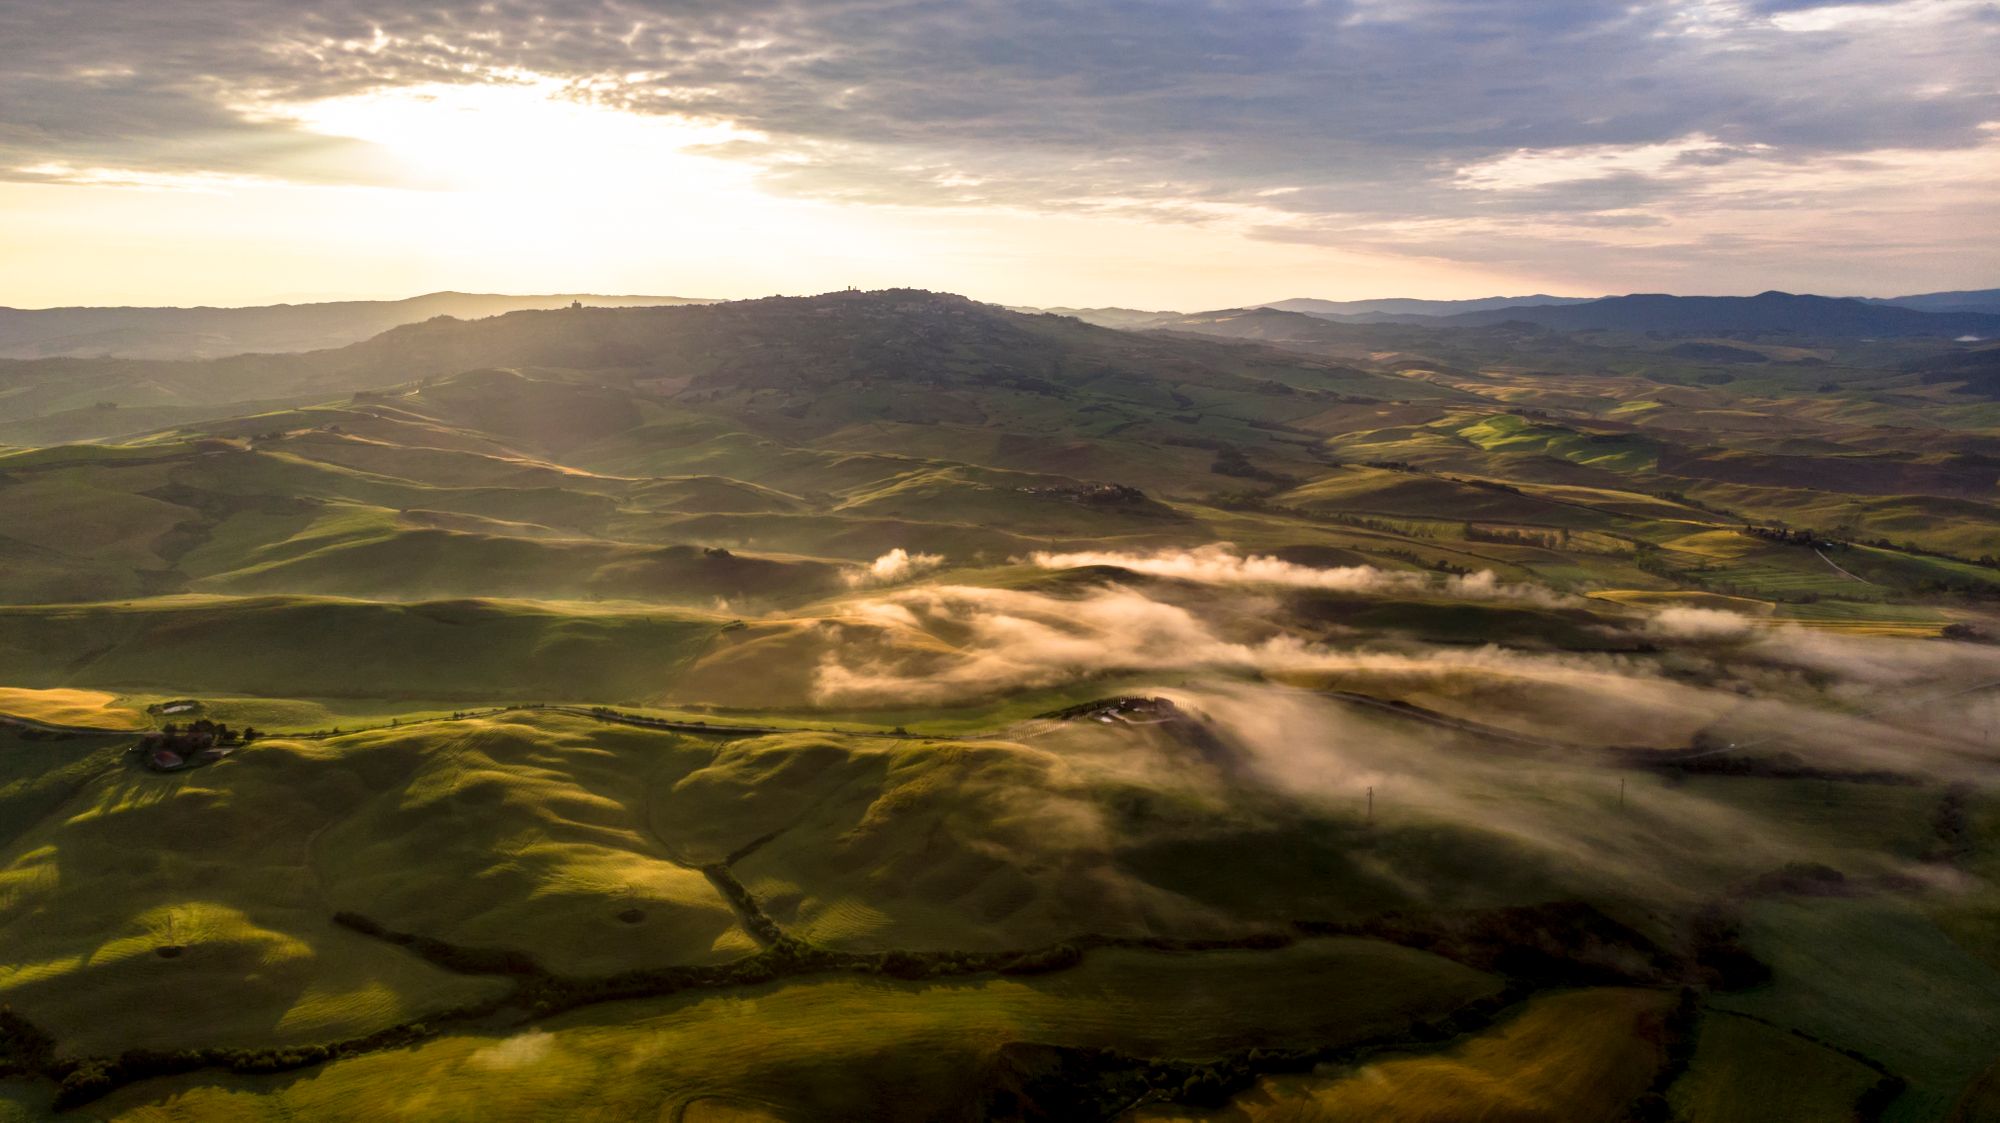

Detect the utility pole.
xmin=1367 ymin=785 xmax=1374 ymax=825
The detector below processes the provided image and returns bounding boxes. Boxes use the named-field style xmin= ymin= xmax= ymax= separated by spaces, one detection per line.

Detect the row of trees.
xmin=1744 ymin=524 xmax=1845 ymax=549
xmin=157 ymin=719 xmax=258 ymax=743
xmin=1464 ymin=523 xmax=1570 ymax=549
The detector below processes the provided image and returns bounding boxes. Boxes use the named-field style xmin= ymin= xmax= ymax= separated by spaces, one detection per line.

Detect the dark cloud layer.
xmin=2 ymin=0 xmax=1995 ymax=286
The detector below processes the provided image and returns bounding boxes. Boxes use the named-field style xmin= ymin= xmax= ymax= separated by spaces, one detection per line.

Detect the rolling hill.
xmin=1 ymin=287 xmax=1998 ymax=1120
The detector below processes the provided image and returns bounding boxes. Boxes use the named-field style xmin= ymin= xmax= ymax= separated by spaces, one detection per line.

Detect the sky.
xmin=0 ymin=0 xmax=1995 ymax=310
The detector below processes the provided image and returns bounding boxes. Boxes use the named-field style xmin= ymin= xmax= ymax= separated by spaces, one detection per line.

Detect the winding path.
xmin=1814 ymin=547 xmax=1876 ymax=585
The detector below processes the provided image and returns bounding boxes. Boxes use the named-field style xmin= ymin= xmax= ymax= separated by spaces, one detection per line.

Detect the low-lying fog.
xmin=801 ymin=545 xmax=2000 ymax=904
xmin=820 ymin=546 xmax=2000 ymax=769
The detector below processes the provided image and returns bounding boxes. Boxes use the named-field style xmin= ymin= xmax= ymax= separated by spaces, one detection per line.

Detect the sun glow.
xmin=0 ymin=72 xmax=1537 ymax=308
xmin=242 ymin=77 xmax=899 ymax=281
xmin=270 ymin=76 xmax=761 ymax=197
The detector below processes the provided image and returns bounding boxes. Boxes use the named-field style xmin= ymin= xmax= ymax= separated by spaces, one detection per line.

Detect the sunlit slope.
xmin=0 ymin=687 xmax=148 ymax=731
xmin=0 ymin=675 xmax=1993 ymax=1117
xmin=311 ymin=716 xmax=759 ymax=973
xmin=0 ymin=731 xmax=513 ymax=1057
xmin=658 ymin=733 xmax=1250 ymax=950
xmin=0 ymin=709 xmax=1532 ymax=1111
xmin=0 ymin=715 xmax=759 ymax=1055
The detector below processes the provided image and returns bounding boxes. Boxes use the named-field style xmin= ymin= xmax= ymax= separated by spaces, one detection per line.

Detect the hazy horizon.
xmin=4 ymin=279 xmax=1998 ymax=315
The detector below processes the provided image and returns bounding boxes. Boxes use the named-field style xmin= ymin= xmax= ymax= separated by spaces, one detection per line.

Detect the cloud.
xmin=813 ymin=578 xmax=1617 ymax=708
xmin=843 ymin=547 xmax=946 ymax=587
xmin=1745 ymin=624 xmax=2000 ymax=691
xmin=1147 ymin=679 xmax=1963 ymax=906
xmin=1029 ymin=544 xmax=1572 ymax=605
xmin=813 ymin=583 xmax=1319 ymax=703
xmin=1647 ymin=606 xmax=1758 ymax=640
xmin=808 ymin=569 xmax=2000 ymax=785
xmin=805 ymin=584 xmax=2000 ymax=899
xmin=1454 ymin=135 xmax=1777 ymax=193
xmin=3 ymin=0 xmax=1995 ymax=293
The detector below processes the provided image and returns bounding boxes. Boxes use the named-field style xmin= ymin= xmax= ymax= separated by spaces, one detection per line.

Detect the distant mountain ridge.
xmin=1260 ymin=294 xmax=1595 ymax=319
xmin=1433 ymin=291 xmax=2000 ymax=337
xmin=1037 ymin=287 xmax=2000 ymax=334
xmin=10 ymin=285 xmax=1995 ymax=362
xmin=0 ymin=291 xmax=714 ymax=360
xmin=1863 ymin=288 xmax=2000 ymax=316
xmin=1140 ymin=291 xmax=2000 ymax=339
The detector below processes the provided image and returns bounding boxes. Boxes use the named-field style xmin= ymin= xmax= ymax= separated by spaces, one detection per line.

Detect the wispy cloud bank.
xmin=811 ymin=560 xmax=2000 ymax=782
xmin=844 ymin=547 xmax=946 ymax=588
xmin=1029 ymin=545 xmax=1571 ymax=605
xmin=1647 ymin=606 xmax=1758 ymax=640
xmin=815 ymin=583 xmax=1319 ymax=703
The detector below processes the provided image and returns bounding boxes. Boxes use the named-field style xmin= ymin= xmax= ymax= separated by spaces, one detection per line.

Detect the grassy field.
xmin=657 ymin=729 xmax=1272 ymax=951
xmin=1668 ymin=1011 xmax=1884 ymax=1123
xmin=86 ymin=939 xmax=1500 ymax=1121
xmin=310 ymin=716 xmax=759 ymax=974
xmin=1711 ymin=898 xmax=2000 ymax=1122
xmin=0 ymin=714 xmax=779 ymax=1059
xmin=0 ymin=734 xmax=515 ymax=1056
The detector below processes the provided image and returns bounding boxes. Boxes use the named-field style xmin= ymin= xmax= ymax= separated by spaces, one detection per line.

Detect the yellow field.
xmin=1660 ymin=529 xmax=1761 ymax=560
xmin=0 ymin=686 xmax=150 ymax=731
